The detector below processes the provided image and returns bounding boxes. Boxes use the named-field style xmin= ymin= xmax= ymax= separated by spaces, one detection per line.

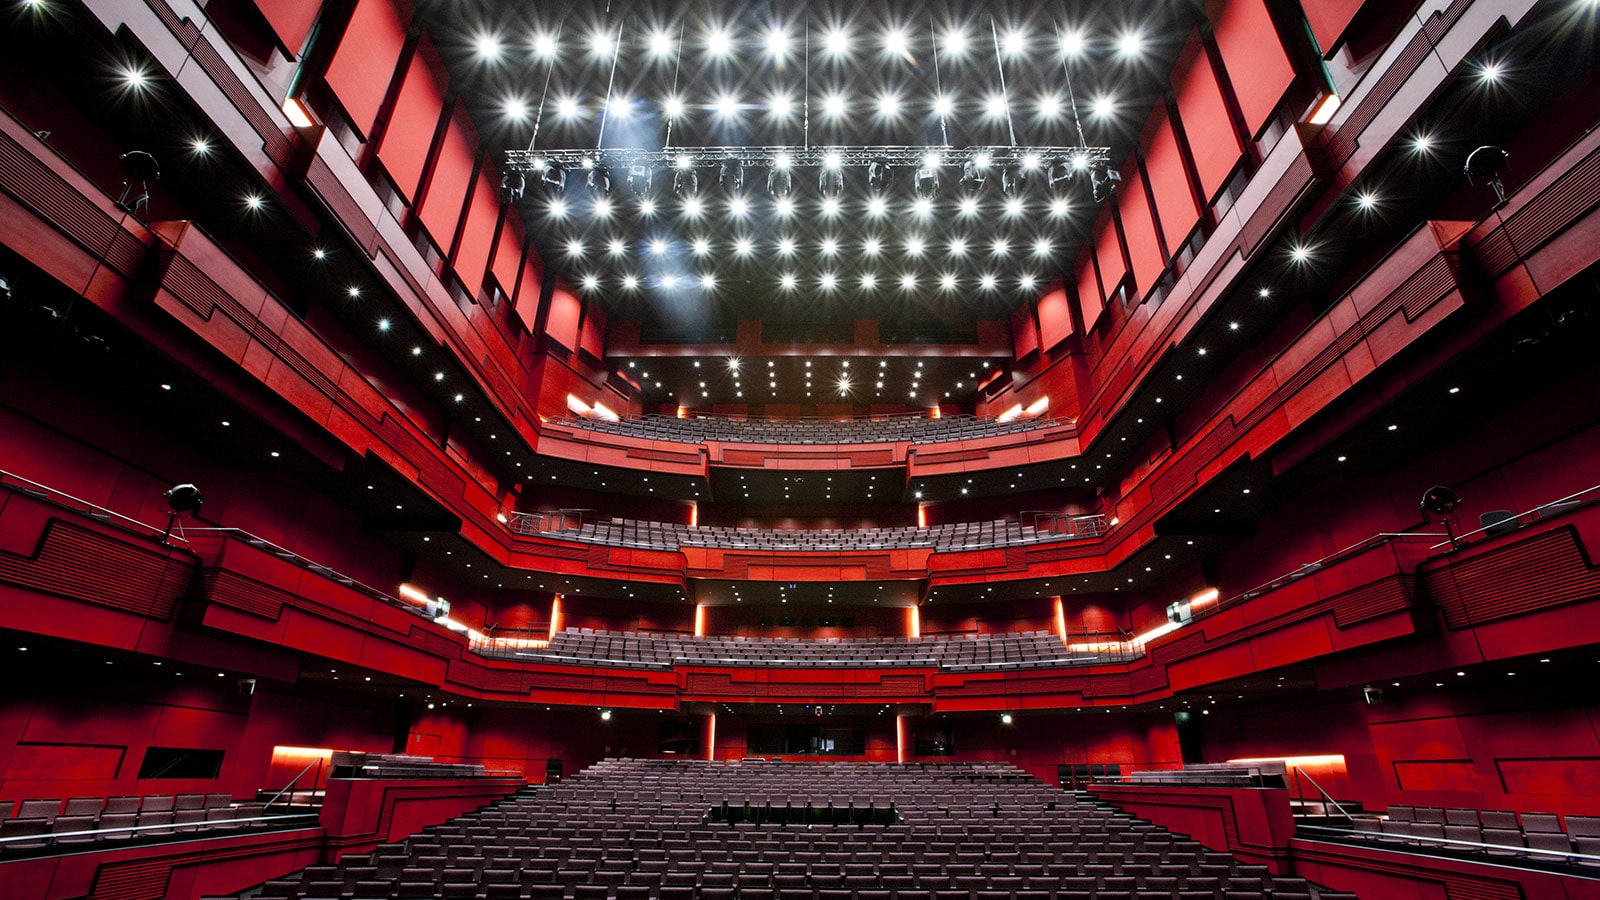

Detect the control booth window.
xmin=747 ymin=724 xmax=866 ymax=756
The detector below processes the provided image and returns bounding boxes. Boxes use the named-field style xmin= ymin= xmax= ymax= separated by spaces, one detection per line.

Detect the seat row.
xmin=227 ymin=758 xmax=1354 ymax=900
xmin=542 ymin=518 xmax=1102 ymax=555
xmin=1350 ymin=804 xmax=1600 ymax=862
xmin=550 ymin=414 xmax=1064 ymax=447
xmin=500 ymin=630 xmax=1116 ymax=671
xmin=0 ymin=793 xmax=273 ymax=850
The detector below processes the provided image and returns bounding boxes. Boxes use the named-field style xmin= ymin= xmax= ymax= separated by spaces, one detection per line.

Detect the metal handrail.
xmin=0 ymin=469 xmax=187 ymax=545
xmin=1292 ymin=767 xmax=1354 ymax=825
xmin=1428 ymin=483 xmax=1600 ymax=550
xmin=0 ymin=812 xmax=320 ymax=848
xmin=264 ymin=757 xmax=324 ymax=812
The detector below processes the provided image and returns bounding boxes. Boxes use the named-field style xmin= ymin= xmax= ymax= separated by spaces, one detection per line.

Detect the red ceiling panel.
xmin=1141 ymin=104 xmax=1201 ymax=253
xmin=1171 ymin=31 xmax=1244 ymax=202
xmin=322 ymin=0 xmax=407 ymax=139
xmin=1207 ymin=0 xmax=1297 ymax=136
xmin=376 ymin=35 xmax=446 ymax=203
xmin=416 ymin=101 xmax=477 ymax=254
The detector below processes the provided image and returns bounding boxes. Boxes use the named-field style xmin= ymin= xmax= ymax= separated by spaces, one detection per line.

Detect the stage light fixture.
xmin=719 ymin=157 xmax=746 ymax=193
xmin=1464 ymin=145 xmax=1511 ymax=209
xmin=116 ymin=150 xmax=159 ymax=220
xmin=626 ymin=162 xmax=653 ymax=197
xmin=819 ymin=165 xmax=844 ymax=200
xmin=585 ymin=162 xmax=612 ymax=196
xmin=500 ymin=171 xmax=525 ymax=203
xmin=540 ymin=162 xmax=567 ymax=196
xmin=868 ymin=157 xmax=893 ymax=194
xmin=673 ymin=164 xmax=700 ymax=199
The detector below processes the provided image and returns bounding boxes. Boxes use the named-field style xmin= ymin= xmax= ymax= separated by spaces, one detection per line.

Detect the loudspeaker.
xmin=237 ymin=678 xmax=257 ymax=696
xmin=1363 ymin=685 xmax=1384 ymax=705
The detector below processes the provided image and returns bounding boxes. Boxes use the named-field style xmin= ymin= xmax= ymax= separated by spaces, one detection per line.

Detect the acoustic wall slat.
xmin=1116 ymin=158 xmax=1166 ymax=301
xmin=1172 ymin=32 xmax=1242 ymax=203
xmin=377 ymin=35 xmax=447 ymax=204
xmin=1207 ymin=0 xmax=1297 ymax=136
xmin=1143 ymin=104 xmax=1202 ymax=252
xmin=322 ymin=0 xmax=407 ymax=139
xmin=416 ymin=101 xmax=476 ymax=254
xmin=250 ymin=0 xmax=323 ymax=58
xmin=453 ymin=167 xmax=500 ymax=296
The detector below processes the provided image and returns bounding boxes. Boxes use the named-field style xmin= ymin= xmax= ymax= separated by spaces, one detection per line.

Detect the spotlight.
xmin=116 ymin=150 xmax=160 ymax=220
xmin=160 ymin=482 xmax=204 ymax=544
xmin=1464 ymin=145 xmax=1510 ymax=210
xmin=540 ymin=162 xmax=567 ymax=196
xmin=1047 ymin=157 xmax=1075 ymax=194
xmin=819 ymin=165 xmax=844 ymax=200
xmin=914 ymin=160 xmax=940 ymax=200
xmin=673 ymin=164 xmax=700 ymax=199
xmin=1420 ymin=484 xmax=1463 ymax=548
xmin=960 ymin=156 xmax=989 ymax=194
xmin=626 ymin=162 xmax=653 ymax=197
xmin=719 ymin=157 xmax=746 ymax=193
xmin=868 ymin=157 xmax=893 ymax=194
xmin=586 ymin=162 xmax=612 ymax=196
xmin=1000 ymin=164 xmax=1026 ymax=196
xmin=1090 ymin=161 xmax=1121 ymax=201
xmin=767 ymin=165 xmax=793 ymax=199
xmin=499 ymin=171 xmax=525 ymax=203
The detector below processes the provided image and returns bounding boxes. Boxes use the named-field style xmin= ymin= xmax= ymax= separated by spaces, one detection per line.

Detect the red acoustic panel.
xmin=546 ymin=288 xmax=581 ymax=352
xmin=491 ymin=211 xmax=527 ymax=302
xmin=376 ymin=35 xmax=446 ymax=203
xmin=580 ymin=303 xmax=606 ymax=361
xmin=453 ymin=167 xmax=500 ymax=297
xmin=1116 ymin=155 xmax=1165 ymax=301
xmin=1011 ymin=304 xmax=1040 ymax=361
xmin=1172 ymin=31 xmax=1243 ymax=202
xmin=1036 ymin=288 xmax=1074 ymax=352
xmin=1142 ymin=104 xmax=1201 ymax=253
xmin=1208 ymin=0 xmax=1297 ymax=136
xmin=251 ymin=0 xmax=322 ymax=58
xmin=1075 ymin=251 xmax=1103 ymax=333
xmin=322 ymin=0 xmax=407 ymax=139
xmin=1303 ymin=0 xmax=1368 ymax=56
xmin=416 ymin=102 xmax=476 ymax=254
xmin=515 ymin=253 xmax=544 ymax=332
xmin=1092 ymin=206 xmax=1126 ymax=303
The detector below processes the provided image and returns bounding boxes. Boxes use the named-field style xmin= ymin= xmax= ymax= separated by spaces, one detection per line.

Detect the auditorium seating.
xmin=523 ymin=517 xmax=1106 ymax=554
xmin=232 ymin=758 xmax=1347 ymax=900
xmin=548 ymin=414 xmax=1068 ymax=446
xmin=0 ymin=792 xmax=291 ymax=851
xmin=1345 ymin=805 xmax=1600 ymax=864
xmin=493 ymin=629 xmax=1133 ymax=670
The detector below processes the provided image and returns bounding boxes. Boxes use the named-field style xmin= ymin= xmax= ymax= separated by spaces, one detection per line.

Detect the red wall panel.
xmin=1116 ymin=157 xmax=1166 ymax=301
xmin=376 ymin=35 xmax=446 ymax=204
xmin=1207 ymin=0 xmax=1297 ymax=136
xmin=1303 ymin=0 xmax=1368 ymax=56
xmin=545 ymin=288 xmax=581 ymax=352
xmin=416 ymin=102 xmax=476 ymax=254
xmin=1036 ymin=288 xmax=1074 ymax=352
xmin=250 ymin=0 xmax=323 ymax=58
xmin=1011 ymin=304 xmax=1040 ymax=361
xmin=515 ymin=253 xmax=544 ymax=332
xmin=491 ymin=211 xmax=527 ymax=301
xmin=453 ymin=168 xmax=500 ymax=297
xmin=1172 ymin=32 xmax=1243 ymax=202
xmin=1142 ymin=105 xmax=1202 ymax=252
xmin=1092 ymin=207 xmax=1126 ymax=304
xmin=1075 ymin=251 xmax=1103 ymax=333
xmin=321 ymin=0 xmax=407 ymax=139
xmin=580 ymin=303 xmax=606 ymax=361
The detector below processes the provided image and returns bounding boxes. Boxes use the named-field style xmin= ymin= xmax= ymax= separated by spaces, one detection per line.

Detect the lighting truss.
xmin=505 ymin=144 xmax=1110 ymax=175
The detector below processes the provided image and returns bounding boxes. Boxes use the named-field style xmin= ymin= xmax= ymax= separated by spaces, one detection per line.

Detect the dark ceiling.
xmin=416 ymin=0 xmax=1206 ymax=342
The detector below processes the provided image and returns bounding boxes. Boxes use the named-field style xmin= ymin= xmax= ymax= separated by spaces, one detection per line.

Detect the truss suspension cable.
xmin=802 ymin=27 xmax=811 ymax=151
xmin=1054 ymin=23 xmax=1089 ymax=152
xmin=595 ymin=16 xmax=627 ymax=150
xmin=525 ymin=22 xmax=563 ymax=153
xmin=929 ymin=15 xmax=949 ymax=147
xmin=663 ymin=21 xmax=686 ymax=150
xmin=989 ymin=18 xmax=1017 ymax=148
